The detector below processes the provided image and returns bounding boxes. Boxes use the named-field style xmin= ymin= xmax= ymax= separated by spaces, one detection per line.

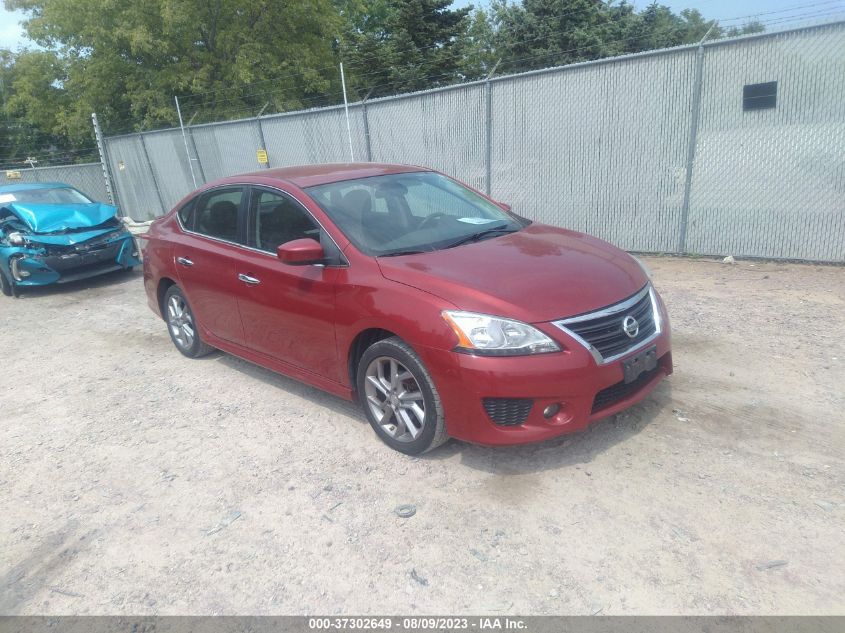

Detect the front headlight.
xmin=8 ymin=231 xmax=25 ymax=246
xmin=442 ymin=310 xmax=561 ymax=356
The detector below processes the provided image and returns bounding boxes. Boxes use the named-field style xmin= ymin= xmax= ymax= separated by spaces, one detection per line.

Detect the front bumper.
xmin=2 ymin=232 xmax=141 ymax=287
xmin=417 ymin=292 xmax=673 ymax=446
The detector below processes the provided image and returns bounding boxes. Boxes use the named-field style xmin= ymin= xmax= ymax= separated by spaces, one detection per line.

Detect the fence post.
xmin=361 ymin=90 xmax=373 ymax=162
xmin=138 ymin=132 xmax=167 ymax=216
xmin=187 ymin=124 xmax=206 ymax=184
xmin=175 ymin=96 xmax=198 ymax=188
xmin=91 ymin=112 xmax=117 ymax=206
xmin=484 ymin=60 xmax=501 ymax=196
xmin=677 ymin=24 xmax=715 ymax=254
xmin=255 ymin=119 xmax=271 ymax=169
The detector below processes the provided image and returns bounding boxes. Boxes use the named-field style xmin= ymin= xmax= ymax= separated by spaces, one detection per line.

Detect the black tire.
xmin=162 ymin=285 xmax=215 ymax=358
xmin=356 ymin=336 xmax=449 ymax=455
xmin=0 ymin=268 xmax=13 ymax=297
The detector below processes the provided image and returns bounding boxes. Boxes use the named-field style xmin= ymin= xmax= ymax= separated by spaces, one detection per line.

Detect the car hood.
xmin=2 ymin=201 xmax=118 ymax=233
xmin=376 ymin=223 xmax=648 ymax=323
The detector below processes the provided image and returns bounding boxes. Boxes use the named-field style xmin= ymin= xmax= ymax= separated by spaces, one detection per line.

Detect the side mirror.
xmin=498 ymin=202 xmax=512 ymax=212
xmin=277 ymin=238 xmax=325 ymax=265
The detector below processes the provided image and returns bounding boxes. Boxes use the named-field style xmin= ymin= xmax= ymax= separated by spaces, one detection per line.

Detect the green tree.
xmin=339 ymin=0 xmax=472 ymax=98
xmin=0 ymin=48 xmax=92 ymax=165
xmin=726 ymin=20 xmax=765 ymax=37
xmin=458 ymin=7 xmax=498 ymax=79
xmin=6 ymin=0 xmax=343 ymax=134
xmin=489 ymin=0 xmax=622 ymax=73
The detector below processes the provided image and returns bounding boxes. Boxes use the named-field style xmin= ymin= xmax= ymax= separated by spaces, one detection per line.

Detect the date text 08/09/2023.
xmin=307 ymin=617 xmax=528 ymax=630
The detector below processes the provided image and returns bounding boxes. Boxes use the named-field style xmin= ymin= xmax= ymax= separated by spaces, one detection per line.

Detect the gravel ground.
xmin=1 ymin=256 xmax=843 ymax=615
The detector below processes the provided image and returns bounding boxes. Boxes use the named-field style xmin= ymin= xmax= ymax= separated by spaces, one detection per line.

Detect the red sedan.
xmin=142 ymin=163 xmax=672 ymax=454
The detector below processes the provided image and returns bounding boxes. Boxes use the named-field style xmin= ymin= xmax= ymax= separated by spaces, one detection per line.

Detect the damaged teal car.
xmin=0 ymin=182 xmax=141 ymax=297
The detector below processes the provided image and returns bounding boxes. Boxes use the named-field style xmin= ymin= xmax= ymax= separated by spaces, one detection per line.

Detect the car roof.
xmin=226 ymin=162 xmax=430 ymax=189
xmin=0 ymin=182 xmax=71 ymax=193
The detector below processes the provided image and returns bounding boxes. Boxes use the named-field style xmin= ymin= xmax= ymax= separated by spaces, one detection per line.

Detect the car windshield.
xmin=305 ymin=171 xmax=525 ymax=256
xmin=6 ymin=187 xmax=92 ymax=205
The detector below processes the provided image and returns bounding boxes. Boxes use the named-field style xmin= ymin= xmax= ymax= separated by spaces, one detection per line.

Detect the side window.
xmin=250 ymin=190 xmax=320 ymax=253
xmin=194 ymin=188 xmax=243 ymax=242
xmin=177 ymin=198 xmax=196 ymax=229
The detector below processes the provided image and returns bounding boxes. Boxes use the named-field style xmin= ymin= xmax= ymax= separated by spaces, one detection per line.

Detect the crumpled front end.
xmin=1 ymin=228 xmax=141 ymax=289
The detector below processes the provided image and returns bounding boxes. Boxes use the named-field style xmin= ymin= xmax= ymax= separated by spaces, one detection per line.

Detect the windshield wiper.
xmin=377 ymin=249 xmax=429 ymax=257
xmin=445 ymin=225 xmax=518 ymax=249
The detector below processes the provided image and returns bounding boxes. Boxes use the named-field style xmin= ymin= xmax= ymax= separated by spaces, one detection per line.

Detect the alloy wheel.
xmin=166 ymin=294 xmax=195 ymax=350
xmin=363 ymin=356 xmax=426 ymax=443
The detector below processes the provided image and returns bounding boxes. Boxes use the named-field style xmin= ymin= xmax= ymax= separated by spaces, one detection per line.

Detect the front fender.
xmin=334 ymin=273 xmax=460 ymax=389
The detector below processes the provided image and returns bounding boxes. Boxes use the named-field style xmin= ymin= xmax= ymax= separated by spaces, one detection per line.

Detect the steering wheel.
xmin=417 ymin=212 xmax=449 ymax=230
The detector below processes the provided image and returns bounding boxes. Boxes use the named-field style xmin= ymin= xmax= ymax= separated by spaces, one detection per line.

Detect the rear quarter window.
xmin=177 ymin=199 xmax=196 ymax=229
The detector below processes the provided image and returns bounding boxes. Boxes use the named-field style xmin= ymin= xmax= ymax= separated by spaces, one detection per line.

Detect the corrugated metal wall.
xmin=101 ymin=22 xmax=845 ymax=262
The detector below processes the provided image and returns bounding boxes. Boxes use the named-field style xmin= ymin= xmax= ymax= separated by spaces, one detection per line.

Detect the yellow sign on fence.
xmin=5 ymin=170 xmax=22 ymax=180
xmin=256 ymin=149 xmax=269 ymax=165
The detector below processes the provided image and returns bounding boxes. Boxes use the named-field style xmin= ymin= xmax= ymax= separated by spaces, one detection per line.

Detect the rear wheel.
xmin=357 ymin=336 xmax=448 ymax=455
xmin=163 ymin=285 xmax=214 ymax=358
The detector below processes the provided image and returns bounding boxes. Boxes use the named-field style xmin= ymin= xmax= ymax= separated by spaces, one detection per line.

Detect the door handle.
xmin=238 ymin=273 xmax=261 ymax=285
xmin=176 ymin=256 xmax=194 ymax=267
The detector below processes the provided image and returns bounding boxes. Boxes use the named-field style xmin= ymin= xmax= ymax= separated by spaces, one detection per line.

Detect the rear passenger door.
xmin=175 ymin=187 xmax=247 ymax=346
xmin=234 ymin=187 xmax=342 ymax=380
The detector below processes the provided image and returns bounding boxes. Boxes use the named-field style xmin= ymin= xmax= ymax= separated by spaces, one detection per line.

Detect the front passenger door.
xmin=234 ymin=188 xmax=342 ymax=380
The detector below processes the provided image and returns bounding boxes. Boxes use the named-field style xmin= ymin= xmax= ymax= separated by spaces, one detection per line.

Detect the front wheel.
xmin=163 ymin=285 xmax=214 ymax=358
xmin=357 ymin=336 xmax=448 ymax=455
xmin=0 ymin=268 xmax=14 ymax=297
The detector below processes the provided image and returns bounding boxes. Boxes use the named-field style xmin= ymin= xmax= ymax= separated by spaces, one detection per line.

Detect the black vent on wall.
xmin=743 ymin=81 xmax=778 ymax=111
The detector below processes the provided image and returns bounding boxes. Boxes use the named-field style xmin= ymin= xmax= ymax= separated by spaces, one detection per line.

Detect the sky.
xmin=1 ymin=0 xmax=844 ymax=49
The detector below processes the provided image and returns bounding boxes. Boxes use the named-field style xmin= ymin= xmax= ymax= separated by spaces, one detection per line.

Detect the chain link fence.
xmin=99 ymin=21 xmax=844 ymax=262
xmin=0 ymin=163 xmax=111 ymax=204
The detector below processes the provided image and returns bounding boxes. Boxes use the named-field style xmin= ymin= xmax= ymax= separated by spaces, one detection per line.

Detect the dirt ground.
xmin=1 ymin=256 xmax=843 ymax=615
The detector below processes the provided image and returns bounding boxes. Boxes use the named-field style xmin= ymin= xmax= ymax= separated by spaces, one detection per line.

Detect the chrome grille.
xmin=553 ymin=285 xmax=660 ymax=363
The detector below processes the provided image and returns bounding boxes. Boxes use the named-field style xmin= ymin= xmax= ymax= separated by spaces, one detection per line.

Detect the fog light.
xmin=543 ymin=403 xmax=561 ymax=419
xmin=10 ymin=257 xmax=29 ymax=281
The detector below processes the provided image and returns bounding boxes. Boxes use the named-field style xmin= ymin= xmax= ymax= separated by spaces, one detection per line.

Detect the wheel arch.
xmin=347 ymin=328 xmax=400 ymax=399
xmin=157 ymin=277 xmax=177 ymax=317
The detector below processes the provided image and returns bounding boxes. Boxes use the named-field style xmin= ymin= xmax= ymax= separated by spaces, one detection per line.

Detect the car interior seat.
xmin=260 ymin=202 xmax=317 ymax=251
xmin=201 ymin=200 xmax=238 ymax=241
xmin=339 ymin=189 xmax=372 ymax=243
